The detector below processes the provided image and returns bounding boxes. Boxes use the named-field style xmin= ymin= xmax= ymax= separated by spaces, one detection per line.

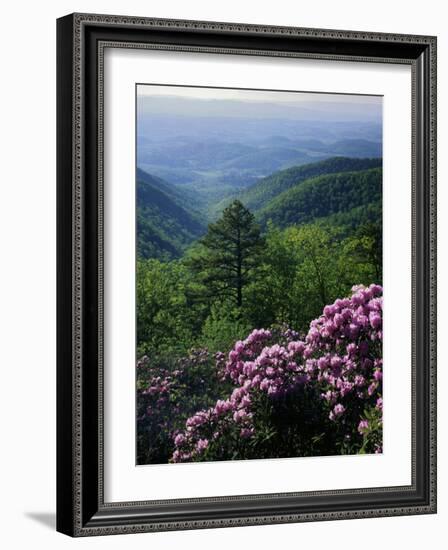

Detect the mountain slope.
xmin=257 ymin=167 xmax=382 ymax=229
xmin=136 ymin=168 xmax=201 ymax=210
xmin=137 ymin=171 xmax=206 ymax=260
xmin=214 ymin=157 xmax=382 ymax=216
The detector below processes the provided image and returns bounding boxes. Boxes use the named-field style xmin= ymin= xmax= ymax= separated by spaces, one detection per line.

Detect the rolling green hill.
xmin=213 ymin=157 xmax=382 ymax=216
xmin=257 ymin=167 xmax=382 ymax=229
xmin=137 ymin=170 xmax=206 ymax=260
xmin=136 ymin=159 xmax=383 ymax=260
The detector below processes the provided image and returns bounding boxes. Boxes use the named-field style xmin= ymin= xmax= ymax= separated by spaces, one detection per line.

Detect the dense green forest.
xmin=136 ymin=156 xmax=383 ymax=464
xmin=137 ymin=206 xmax=382 ymax=359
xmin=256 ymin=167 xmax=381 ymax=228
xmin=136 ymin=157 xmax=383 ymax=353
xmin=213 ymin=156 xmax=382 ymax=215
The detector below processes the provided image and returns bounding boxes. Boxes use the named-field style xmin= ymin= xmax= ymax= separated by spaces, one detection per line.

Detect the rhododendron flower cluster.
xmin=137 ymin=347 xmax=224 ymax=464
xmin=172 ymin=284 xmax=383 ymax=462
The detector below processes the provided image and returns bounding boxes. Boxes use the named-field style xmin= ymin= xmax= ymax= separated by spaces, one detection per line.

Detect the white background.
xmin=0 ymin=1 xmax=445 ymax=549
xmin=105 ymin=50 xmax=412 ymax=501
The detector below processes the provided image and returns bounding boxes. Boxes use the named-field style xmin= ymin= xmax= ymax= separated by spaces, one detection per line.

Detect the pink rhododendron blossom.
xmin=169 ymin=284 xmax=383 ymax=462
xmin=196 ymin=439 xmax=209 ymax=453
xmin=358 ymin=419 xmax=369 ymax=433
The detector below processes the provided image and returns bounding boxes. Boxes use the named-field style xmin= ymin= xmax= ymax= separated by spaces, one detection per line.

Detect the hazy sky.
xmin=137 ymin=84 xmax=382 ymax=123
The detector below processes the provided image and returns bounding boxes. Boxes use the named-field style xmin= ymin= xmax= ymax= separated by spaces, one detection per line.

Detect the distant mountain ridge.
xmin=137 ymin=123 xmax=382 ymax=208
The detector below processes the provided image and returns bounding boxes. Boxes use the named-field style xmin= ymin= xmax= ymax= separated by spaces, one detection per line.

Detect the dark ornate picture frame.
xmin=57 ymin=13 xmax=437 ymax=537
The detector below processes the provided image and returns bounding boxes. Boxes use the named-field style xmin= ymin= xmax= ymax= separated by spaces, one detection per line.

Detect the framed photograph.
xmin=57 ymin=13 xmax=437 ymax=536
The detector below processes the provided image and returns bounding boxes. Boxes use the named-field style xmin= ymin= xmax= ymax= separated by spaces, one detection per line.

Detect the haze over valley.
xmin=136 ymin=86 xmax=382 ymax=260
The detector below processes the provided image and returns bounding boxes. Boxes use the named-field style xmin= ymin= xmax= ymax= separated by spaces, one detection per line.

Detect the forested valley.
xmin=136 ymin=156 xmax=383 ymax=464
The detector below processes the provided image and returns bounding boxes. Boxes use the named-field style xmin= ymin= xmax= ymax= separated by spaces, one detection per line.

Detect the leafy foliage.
xmin=244 ymin=222 xmax=381 ymax=331
xmin=137 ymin=349 xmax=228 ymax=465
xmin=136 ymin=259 xmax=206 ymax=357
xmin=138 ymin=284 xmax=383 ymax=463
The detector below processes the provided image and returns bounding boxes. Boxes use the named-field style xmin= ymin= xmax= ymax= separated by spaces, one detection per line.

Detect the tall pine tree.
xmin=189 ymin=200 xmax=264 ymax=308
